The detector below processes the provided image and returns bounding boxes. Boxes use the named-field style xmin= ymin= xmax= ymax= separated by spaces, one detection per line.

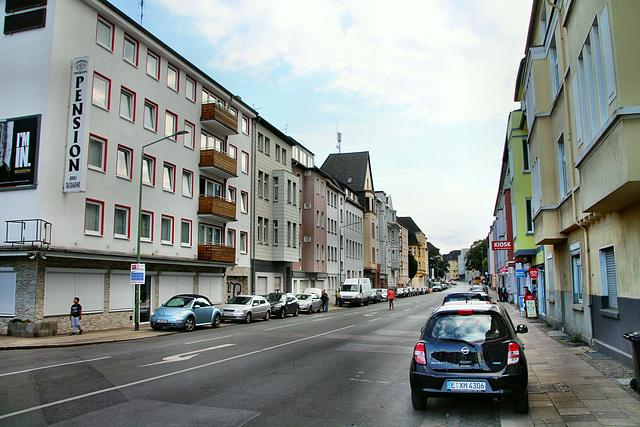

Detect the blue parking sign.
xmin=130 ymin=264 xmax=145 ymax=285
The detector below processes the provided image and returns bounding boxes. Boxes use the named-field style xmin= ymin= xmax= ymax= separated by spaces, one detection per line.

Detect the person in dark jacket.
xmin=321 ymin=290 xmax=329 ymax=312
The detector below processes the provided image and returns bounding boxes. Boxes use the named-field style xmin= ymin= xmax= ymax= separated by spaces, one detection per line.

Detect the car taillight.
xmin=507 ymin=342 xmax=520 ymax=365
xmin=414 ymin=342 xmax=427 ymax=365
xmin=457 ymin=309 xmax=474 ymax=315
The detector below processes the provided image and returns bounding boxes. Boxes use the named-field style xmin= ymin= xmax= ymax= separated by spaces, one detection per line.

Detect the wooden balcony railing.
xmin=198 ymin=196 xmax=236 ymax=221
xmin=201 ymin=103 xmax=238 ymax=134
xmin=198 ymin=244 xmax=235 ymax=263
xmin=200 ymin=149 xmax=237 ymax=177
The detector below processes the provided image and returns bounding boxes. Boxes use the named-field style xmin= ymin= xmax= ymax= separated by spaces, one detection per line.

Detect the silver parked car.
xmin=150 ymin=294 xmax=221 ymax=332
xmin=219 ymin=295 xmax=271 ymax=323
xmin=296 ymin=293 xmax=322 ymax=314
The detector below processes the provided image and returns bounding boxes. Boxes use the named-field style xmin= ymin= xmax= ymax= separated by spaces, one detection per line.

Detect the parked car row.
xmin=409 ymin=286 xmax=530 ymax=414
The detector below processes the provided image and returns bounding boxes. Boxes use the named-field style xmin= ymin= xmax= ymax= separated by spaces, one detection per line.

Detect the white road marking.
xmin=368 ymin=318 xmax=381 ymax=323
xmin=0 ymin=325 xmax=356 ymax=421
xmin=264 ymin=324 xmax=294 ymax=331
xmin=344 ymin=312 xmax=360 ymax=316
xmin=0 ymin=356 xmax=111 ymax=377
xmin=185 ymin=335 xmax=232 ymax=345
xmin=404 ymin=309 xmax=411 ymax=312
xmin=140 ymin=344 xmax=236 ymax=367
xmin=349 ymin=378 xmax=390 ymax=384
xmin=311 ymin=316 xmax=334 ymax=322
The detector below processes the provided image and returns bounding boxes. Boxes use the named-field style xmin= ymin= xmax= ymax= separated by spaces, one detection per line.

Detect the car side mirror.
xmin=516 ymin=325 xmax=528 ymax=334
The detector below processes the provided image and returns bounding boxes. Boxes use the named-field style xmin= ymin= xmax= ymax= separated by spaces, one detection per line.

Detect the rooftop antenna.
xmin=336 ymin=123 xmax=342 ymax=153
xmin=140 ymin=0 xmax=144 ymax=26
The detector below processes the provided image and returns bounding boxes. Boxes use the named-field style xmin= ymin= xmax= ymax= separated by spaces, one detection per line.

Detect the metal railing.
xmin=5 ymin=219 xmax=52 ymax=247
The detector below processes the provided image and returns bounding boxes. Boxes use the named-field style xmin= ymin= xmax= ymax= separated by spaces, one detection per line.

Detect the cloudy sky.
xmin=110 ymin=0 xmax=532 ymax=254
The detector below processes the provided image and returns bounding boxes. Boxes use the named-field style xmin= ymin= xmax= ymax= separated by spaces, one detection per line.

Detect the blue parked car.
xmin=150 ymin=294 xmax=221 ymax=332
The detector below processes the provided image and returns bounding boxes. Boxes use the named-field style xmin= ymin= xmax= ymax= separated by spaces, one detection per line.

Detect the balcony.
xmin=198 ymin=244 xmax=235 ymax=263
xmin=198 ymin=196 xmax=236 ymax=221
xmin=576 ymin=117 xmax=640 ymax=213
xmin=533 ymin=208 xmax=566 ymax=246
xmin=200 ymin=149 xmax=237 ymax=179
xmin=5 ymin=219 xmax=52 ymax=247
xmin=201 ymin=103 xmax=238 ymax=136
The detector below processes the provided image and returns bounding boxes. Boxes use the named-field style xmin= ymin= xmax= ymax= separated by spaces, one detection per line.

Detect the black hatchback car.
xmin=265 ymin=292 xmax=300 ymax=318
xmin=409 ymin=302 xmax=529 ymax=413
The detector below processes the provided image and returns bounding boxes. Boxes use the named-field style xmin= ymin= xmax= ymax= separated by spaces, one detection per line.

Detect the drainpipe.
xmin=546 ymin=0 xmax=593 ymax=340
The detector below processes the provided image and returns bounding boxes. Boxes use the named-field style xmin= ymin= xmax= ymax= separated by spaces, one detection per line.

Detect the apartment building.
xmin=251 ymin=119 xmax=299 ymax=294
xmin=397 ymin=217 xmax=428 ymax=286
xmin=339 ymin=185 xmax=365 ymax=284
xmin=0 ymin=0 xmax=256 ymax=333
xmin=375 ymin=191 xmax=400 ymax=288
xmin=519 ymin=0 xmax=640 ymax=365
xmin=398 ymin=222 xmax=409 ymax=287
xmin=321 ymin=152 xmax=377 ymax=286
xmin=325 ymin=178 xmax=342 ymax=293
xmin=443 ymin=250 xmax=461 ymax=281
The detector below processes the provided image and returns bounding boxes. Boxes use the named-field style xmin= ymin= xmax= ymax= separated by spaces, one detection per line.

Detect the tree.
xmin=427 ymin=245 xmax=449 ymax=279
xmin=408 ymin=253 xmax=417 ymax=279
xmin=465 ymin=238 xmax=488 ymax=274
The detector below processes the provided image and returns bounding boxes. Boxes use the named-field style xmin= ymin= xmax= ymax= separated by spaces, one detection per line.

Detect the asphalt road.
xmin=0 ymin=285 xmax=528 ymax=426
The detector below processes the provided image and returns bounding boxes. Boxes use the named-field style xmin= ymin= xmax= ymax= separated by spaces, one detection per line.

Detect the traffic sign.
xmin=130 ymin=263 xmax=145 ymax=285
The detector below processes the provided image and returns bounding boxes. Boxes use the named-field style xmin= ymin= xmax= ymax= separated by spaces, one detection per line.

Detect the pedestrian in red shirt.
xmin=388 ymin=289 xmax=395 ymax=310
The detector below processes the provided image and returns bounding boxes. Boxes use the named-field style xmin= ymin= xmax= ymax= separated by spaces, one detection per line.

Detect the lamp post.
xmin=134 ymin=130 xmax=188 ymax=331
xmin=338 ymin=220 xmax=363 ymax=286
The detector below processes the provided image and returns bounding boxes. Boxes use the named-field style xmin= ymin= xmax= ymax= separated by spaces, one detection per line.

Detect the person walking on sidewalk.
xmin=69 ymin=297 xmax=83 ymax=336
xmin=387 ymin=288 xmax=395 ymax=310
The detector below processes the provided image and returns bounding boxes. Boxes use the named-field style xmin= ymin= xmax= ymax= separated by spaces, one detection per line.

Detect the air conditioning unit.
xmin=303 ymin=202 xmax=311 ymax=209
xmin=303 ymin=236 xmax=311 ymax=243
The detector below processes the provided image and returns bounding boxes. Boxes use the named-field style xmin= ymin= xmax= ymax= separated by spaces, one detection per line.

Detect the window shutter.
xmin=603 ymin=247 xmax=618 ymax=309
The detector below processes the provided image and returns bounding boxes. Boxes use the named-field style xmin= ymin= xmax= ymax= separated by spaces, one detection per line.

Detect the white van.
xmin=338 ymin=278 xmax=372 ymax=306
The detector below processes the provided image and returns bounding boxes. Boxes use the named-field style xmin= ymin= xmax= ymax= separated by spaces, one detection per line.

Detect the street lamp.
xmin=338 ymin=220 xmax=362 ymax=286
xmin=134 ymin=130 xmax=188 ymax=331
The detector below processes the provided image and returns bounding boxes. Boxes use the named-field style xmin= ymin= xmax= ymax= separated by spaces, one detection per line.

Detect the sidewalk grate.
xmin=529 ymin=382 xmax=571 ymax=394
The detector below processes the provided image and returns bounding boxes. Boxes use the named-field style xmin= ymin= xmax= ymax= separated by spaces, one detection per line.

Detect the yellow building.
xmin=398 ymin=217 xmax=428 ymax=287
xmin=519 ymin=0 xmax=640 ymax=367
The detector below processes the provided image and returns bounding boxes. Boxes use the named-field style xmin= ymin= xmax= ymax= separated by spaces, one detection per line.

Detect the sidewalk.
xmin=497 ymin=296 xmax=640 ymax=426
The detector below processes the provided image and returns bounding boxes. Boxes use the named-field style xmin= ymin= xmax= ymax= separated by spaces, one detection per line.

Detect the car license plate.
xmin=156 ymin=319 xmax=168 ymax=323
xmin=447 ymin=381 xmax=486 ymax=392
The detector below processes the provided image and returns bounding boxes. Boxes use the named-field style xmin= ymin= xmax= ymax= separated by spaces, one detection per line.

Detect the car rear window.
xmin=426 ymin=312 xmax=508 ymax=342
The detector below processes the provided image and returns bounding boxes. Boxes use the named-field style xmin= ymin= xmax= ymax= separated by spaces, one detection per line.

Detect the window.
xmin=146 ymin=50 xmax=160 ymax=79
xmin=257 ymin=172 xmax=263 ymax=198
xmin=167 ymin=64 xmax=179 ymax=91
xmin=228 ymin=144 xmax=237 ymax=159
xmin=549 ymin=36 xmax=560 ymax=96
xmin=96 ymin=16 xmax=114 ymax=50
xmin=240 ymin=232 xmax=248 ymax=254
xmin=240 ymin=191 xmax=248 ymax=214
xmin=287 ymin=221 xmax=292 ymax=247
xmin=185 ymin=76 xmax=196 ymax=102
xmin=287 ymin=180 xmax=292 ymax=204
xmin=163 ymin=162 xmax=175 ymax=192
xmin=257 ymin=133 xmax=263 ymax=152
xmin=182 ymin=169 xmax=193 ymax=197
xmin=161 ymin=215 xmax=174 ymax=244
xmin=242 ymin=116 xmax=249 ymax=135
xmin=123 ymin=34 xmax=138 ymax=66
xmin=165 ymin=111 xmax=178 ymax=139
xmin=241 ymin=151 xmax=249 ymax=174
xmin=264 ymin=137 xmax=270 ymax=156
xmin=183 ymin=121 xmax=195 ymax=149
xmin=571 ymin=243 xmax=583 ymax=304
xmin=92 ymin=73 xmax=110 ymax=110
xmin=273 ymin=177 xmax=279 ymax=201
xmin=557 ymin=136 xmax=568 ymax=198
xmin=600 ymin=246 xmax=618 ymax=309
xmin=525 ymin=198 xmax=533 ymax=234
xmin=522 ymin=139 xmax=530 ymax=172
xmin=116 ymin=145 xmax=133 ymax=179
xmin=114 ymin=205 xmax=130 ymax=238
xmin=273 ymin=220 xmax=278 ymax=245
xmin=140 ymin=211 xmax=153 ymax=241
xmin=88 ymin=135 xmax=106 ymax=171
xmin=144 ymin=100 xmax=157 ymax=131
xmin=275 ymin=144 xmax=280 ymax=161
xmin=257 ymin=217 xmax=262 ymax=244
xmin=263 ymin=174 xmax=269 ymax=200
xmin=227 ymin=229 xmax=236 ymax=248
xmin=85 ymin=199 xmax=103 ymax=235
xmin=181 ymin=219 xmax=192 ymax=247
xmin=263 ymin=219 xmax=269 ymax=245
xmin=281 ymin=148 xmax=286 ymax=164
xmin=142 ymin=155 xmax=155 ymax=186
xmin=227 ymin=186 xmax=236 ymax=203
xmin=292 ymin=224 xmax=297 ymax=248
xmin=119 ymin=87 xmax=135 ymax=121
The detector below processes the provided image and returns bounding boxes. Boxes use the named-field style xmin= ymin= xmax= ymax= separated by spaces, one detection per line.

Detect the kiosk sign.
xmin=492 ymin=241 xmax=513 ymax=250
xmin=130 ymin=264 xmax=145 ymax=285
